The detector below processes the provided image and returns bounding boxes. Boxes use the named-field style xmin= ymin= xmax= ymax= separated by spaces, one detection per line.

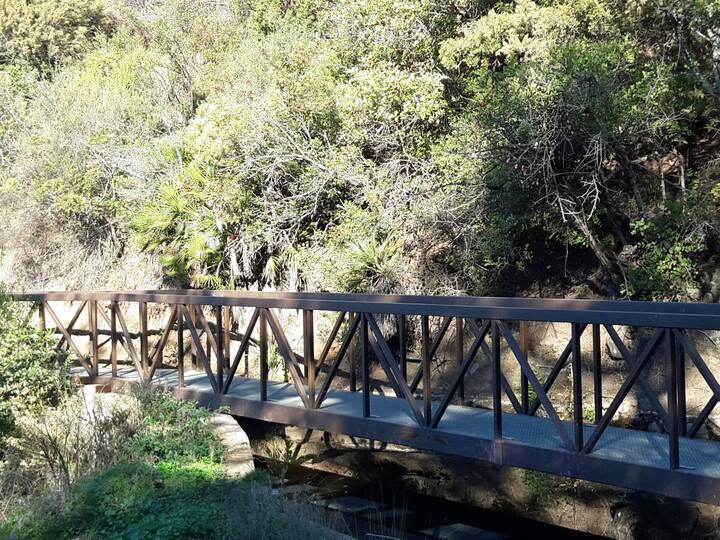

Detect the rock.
xmin=211 ymin=413 xmax=255 ymax=478
xmin=611 ymin=495 xmax=700 ymax=540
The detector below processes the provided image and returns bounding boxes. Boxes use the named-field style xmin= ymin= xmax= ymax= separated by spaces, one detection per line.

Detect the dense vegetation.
xmin=1 ymin=0 xmax=719 ymax=301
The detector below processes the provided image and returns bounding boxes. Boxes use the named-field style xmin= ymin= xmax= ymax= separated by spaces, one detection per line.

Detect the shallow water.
xmin=257 ymin=457 xmax=608 ymax=539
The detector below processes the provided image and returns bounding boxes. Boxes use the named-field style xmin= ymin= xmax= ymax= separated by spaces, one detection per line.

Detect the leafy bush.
xmin=3 ymin=0 xmax=720 ymax=299
xmin=130 ymin=387 xmax=223 ymax=463
xmin=624 ymin=197 xmax=709 ymax=300
xmin=3 ymin=460 xmax=334 ymax=540
xmin=0 ymin=297 xmax=69 ymax=416
xmin=0 ymin=0 xmax=113 ymax=69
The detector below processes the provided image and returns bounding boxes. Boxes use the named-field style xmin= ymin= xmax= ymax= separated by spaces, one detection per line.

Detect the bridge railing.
xmin=11 ymin=290 xmax=720 ymax=472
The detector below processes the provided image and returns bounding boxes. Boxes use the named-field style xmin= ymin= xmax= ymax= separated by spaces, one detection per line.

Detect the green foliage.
xmin=624 ymin=196 xmax=710 ymax=300
xmin=0 ymin=297 xmax=69 ymax=419
xmin=3 ymin=459 xmax=330 ymax=540
xmin=3 ymin=0 xmax=720 ymax=299
xmin=0 ymin=0 xmax=113 ymax=69
xmin=523 ymin=469 xmax=555 ymax=500
xmin=131 ymin=388 xmax=223 ymax=463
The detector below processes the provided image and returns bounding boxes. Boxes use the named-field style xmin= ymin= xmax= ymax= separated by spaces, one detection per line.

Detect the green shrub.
xmin=0 ymin=0 xmax=113 ymax=69
xmin=3 ymin=459 xmax=334 ymax=540
xmin=625 ymin=196 xmax=709 ymax=300
xmin=0 ymin=297 xmax=69 ymax=414
xmin=130 ymin=388 xmax=223 ymax=463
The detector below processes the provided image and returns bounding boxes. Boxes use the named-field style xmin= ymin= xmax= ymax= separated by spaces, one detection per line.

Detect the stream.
xmin=257 ymin=457 xmax=608 ymax=540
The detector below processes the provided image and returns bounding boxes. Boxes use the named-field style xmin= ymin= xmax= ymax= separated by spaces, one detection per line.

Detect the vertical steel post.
xmin=89 ymin=300 xmax=99 ymax=378
xmin=572 ymin=322 xmax=583 ymax=452
xmin=492 ymin=320 xmax=502 ymax=441
xmin=421 ymin=315 xmax=432 ymax=427
xmin=520 ymin=320 xmax=529 ymax=414
xmin=304 ymin=309 xmax=315 ymax=408
xmin=349 ymin=313 xmax=357 ymax=392
xmin=361 ymin=313 xmax=370 ymax=417
xmin=110 ymin=302 xmax=117 ymax=378
xmin=456 ymin=317 xmax=465 ymax=405
xmin=260 ymin=309 xmax=268 ymax=401
xmin=667 ymin=329 xmax=680 ymax=469
xmin=676 ymin=330 xmax=687 ymax=437
xmin=398 ymin=314 xmax=407 ymax=381
xmin=38 ymin=302 xmax=46 ymax=332
xmin=223 ymin=306 xmax=232 ymax=369
xmin=592 ymin=323 xmax=602 ymax=424
xmin=189 ymin=307 xmax=198 ymax=369
xmin=139 ymin=301 xmax=148 ymax=376
xmin=216 ymin=306 xmax=223 ymax=392
xmin=177 ymin=306 xmax=184 ymax=388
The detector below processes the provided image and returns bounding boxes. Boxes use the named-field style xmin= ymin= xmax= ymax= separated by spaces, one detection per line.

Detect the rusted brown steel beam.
xmin=675 ymin=330 xmax=720 ymax=438
xmin=475 ymin=327 xmax=523 ymax=414
xmin=139 ymin=302 xmax=148 ymax=373
xmin=38 ymin=301 xmax=46 ymax=331
xmin=582 ymin=328 xmax=665 ymax=455
xmin=667 ymin=329 xmax=680 ymax=469
xmin=89 ymin=300 xmax=99 ymax=378
xmin=179 ymin=305 xmax=218 ymax=393
xmin=148 ymin=306 xmax=178 ymax=382
xmin=216 ymin=306 xmax=224 ymax=391
xmin=410 ymin=316 xmax=452 ymax=393
xmin=14 ymin=290 xmax=720 ymax=329
xmin=223 ymin=309 xmax=260 ymax=394
xmin=315 ymin=311 xmax=346 ymax=372
xmin=303 ymin=309 xmax=315 ymax=409
xmin=527 ymin=333 xmax=577 ymax=416
xmin=177 ymin=306 xmax=184 ymax=387
xmin=223 ymin=306 xmax=232 ymax=369
xmin=263 ymin=308 xmax=311 ymax=408
xmin=603 ymin=324 xmax=670 ymax=430
xmin=349 ymin=312 xmax=357 ymax=392
xmin=56 ymin=300 xmax=87 ymax=348
xmin=44 ymin=302 xmax=92 ymax=375
xmin=520 ymin=320 xmax=529 ymax=414
xmin=499 ymin=321 xmax=575 ymax=451
xmin=421 ymin=315 xmax=432 ymax=426
xmin=110 ymin=302 xmax=117 ymax=377
xmin=316 ymin=314 xmax=360 ymax=408
xmin=259 ymin=310 xmax=268 ymax=401
xmin=112 ymin=301 xmax=145 ymax=378
xmin=456 ymin=317 xmax=464 ymax=405
xmin=571 ymin=322 xmax=584 ymax=452
xmin=592 ymin=323 xmax=602 ymax=424
xmin=431 ymin=320 xmax=491 ymax=429
xmin=398 ymin=314 xmax=407 ymax=381
xmin=366 ymin=313 xmax=424 ymax=426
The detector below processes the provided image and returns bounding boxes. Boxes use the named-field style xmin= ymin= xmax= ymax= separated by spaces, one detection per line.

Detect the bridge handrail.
xmin=10 ymin=290 xmax=720 ymax=329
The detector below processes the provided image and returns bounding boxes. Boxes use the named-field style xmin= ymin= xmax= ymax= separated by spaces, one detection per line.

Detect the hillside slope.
xmin=1 ymin=0 xmax=719 ymax=300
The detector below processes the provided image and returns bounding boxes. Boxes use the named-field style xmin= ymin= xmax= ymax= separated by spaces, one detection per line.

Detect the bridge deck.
xmin=79 ymin=365 xmax=720 ymax=504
